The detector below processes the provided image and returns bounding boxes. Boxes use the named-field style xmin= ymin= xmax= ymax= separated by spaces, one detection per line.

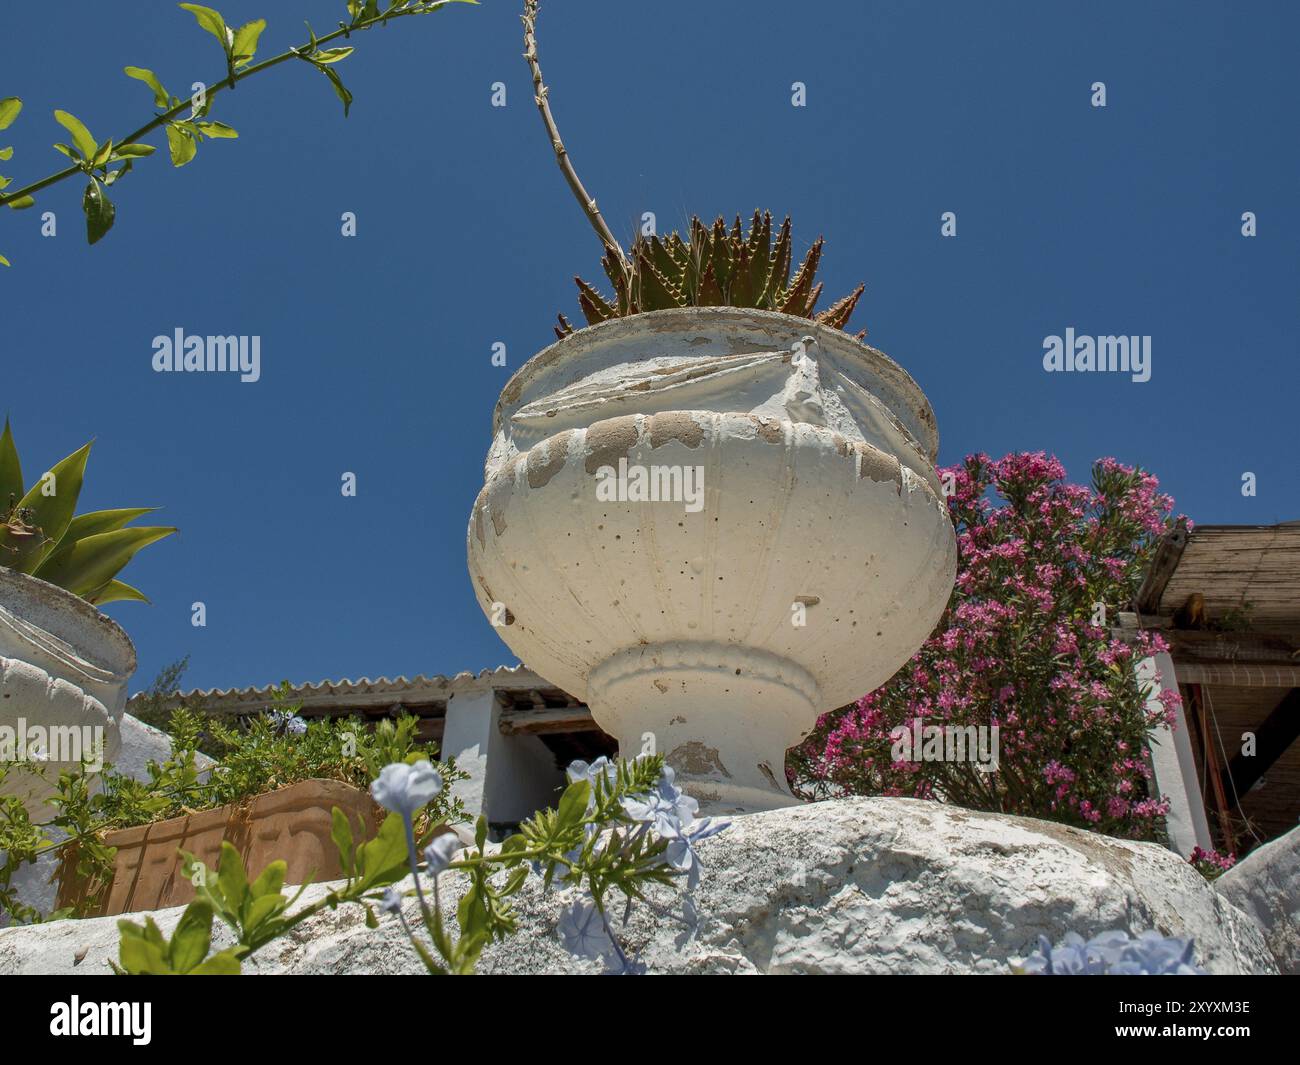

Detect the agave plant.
xmin=0 ymin=418 xmax=174 ymax=606
xmin=554 ymin=211 xmax=866 ymax=340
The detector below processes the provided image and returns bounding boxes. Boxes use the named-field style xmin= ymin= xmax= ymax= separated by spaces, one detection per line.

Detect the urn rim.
xmin=0 ymin=566 xmax=137 ymax=679
xmin=493 ymin=306 xmax=940 ymax=462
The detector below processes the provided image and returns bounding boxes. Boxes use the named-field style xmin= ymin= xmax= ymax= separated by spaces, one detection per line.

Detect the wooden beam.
xmin=1136 ymin=518 xmax=1190 ymax=615
xmin=1221 ymin=688 xmax=1300 ymax=801
xmin=1165 ymin=628 xmax=1300 ymax=666
xmin=498 ymin=706 xmax=599 ymax=736
xmin=1186 ymin=684 xmax=1238 ymax=853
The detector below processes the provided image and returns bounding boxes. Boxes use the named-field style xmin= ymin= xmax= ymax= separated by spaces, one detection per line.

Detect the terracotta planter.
xmin=57 ymin=778 xmax=384 ymax=918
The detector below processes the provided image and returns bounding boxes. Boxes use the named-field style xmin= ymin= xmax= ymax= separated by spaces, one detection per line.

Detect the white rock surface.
xmin=1214 ymin=825 xmax=1299 ymax=974
xmin=0 ymin=797 xmax=1276 ymax=974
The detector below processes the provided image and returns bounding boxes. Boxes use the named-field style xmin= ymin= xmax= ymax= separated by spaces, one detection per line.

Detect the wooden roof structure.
xmin=1136 ymin=520 xmax=1300 ymax=854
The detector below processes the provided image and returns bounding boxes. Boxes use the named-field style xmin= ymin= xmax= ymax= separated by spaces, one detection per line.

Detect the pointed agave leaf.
xmin=124 ymin=67 xmax=169 ymax=109
xmin=82 ymin=179 xmax=115 ymax=245
xmin=44 ymin=507 xmax=157 ymax=559
xmin=817 ymin=282 xmax=865 ymax=329
xmin=765 ymin=217 xmax=793 ymax=304
xmin=31 ymin=526 xmax=175 ymax=598
xmin=53 ymin=110 xmax=97 ymax=160
xmin=15 ymin=441 xmax=90 ymax=564
xmin=0 ymin=98 xmax=21 ymax=131
xmin=709 ymin=217 xmax=732 ymax=291
xmin=231 ymin=19 xmax=266 ymax=68
xmin=0 ymin=418 xmax=22 ymax=503
xmin=85 ymin=579 xmax=151 ymax=606
xmin=802 ymin=281 xmax=823 ymax=317
xmin=747 ymin=211 xmax=771 ymax=301
xmin=554 ymin=313 xmax=575 ymax=340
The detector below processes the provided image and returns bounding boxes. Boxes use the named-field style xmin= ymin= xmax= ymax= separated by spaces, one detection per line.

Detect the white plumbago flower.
xmin=423 ymin=833 xmax=461 ymax=875
xmin=379 ymin=887 xmax=403 ymax=915
xmin=1013 ymin=929 xmax=1203 ymax=975
xmin=268 ymin=710 xmax=308 ymax=735
xmin=662 ymin=816 xmax=730 ymax=892
xmin=621 ymin=765 xmax=699 ymax=832
xmin=556 ymin=899 xmax=616 ymax=963
xmin=566 ymin=757 xmax=617 ymax=789
xmin=369 ymin=760 xmax=444 ymax=820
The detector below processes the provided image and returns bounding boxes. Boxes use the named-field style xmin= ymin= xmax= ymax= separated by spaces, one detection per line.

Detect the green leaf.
xmin=555 ymin=779 xmax=590 ymax=830
xmin=231 ymin=19 xmax=266 ymax=68
xmin=51 ymin=143 xmax=80 ymax=162
xmin=81 ymin=179 xmax=115 ymax=245
xmin=0 ymin=252 xmax=8 ymax=267
xmin=311 ymin=47 xmax=354 ymax=65
xmin=0 ymin=147 xmax=11 ymax=161
xmin=178 ymin=4 xmax=230 ymax=49
xmin=5 ymin=195 xmax=34 ymax=210
xmin=165 ymin=124 xmax=197 ymax=167
xmin=30 ymin=525 xmax=175 ymax=597
xmin=217 ymin=841 xmax=249 ymax=913
xmin=86 ymin=578 xmax=150 ymax=606
xmin=249 ymin=860 xmax=286 ymax=899
xmin=190 ymin=949 xmax=241 ymax=974
xmin=124 ymin=67 xmax=169 ymax=109
xmin=0 ymin=98 xmax=21 ymax=131
xmin=14 ymin=441 xmax=90 ymax=559
xmin=474 ymin=815 xmax=487 ymax=851
xmin=356 ymin=812 xmax=409 ymax=891
xmin=53 ymin=110 xmax=97 ymax=160
xmin=317 ymin=64 xmax=353 ymax=117
xmin=330 ymin=807 xmax=356 ymax=877
xmin=0 ymin=417 xmax=23 ymax=503
xmin=194 ymin=121 xmax=237 ymax=139
xmin=91 ymin=139 xmax=114 ymax=169
xmin=113 ymin=142 xmax=157 ymax=158
xmin=117 ymin=916 xmax=174 ymax=974
xmin=167 ymin=900 xmax=214 ymax=973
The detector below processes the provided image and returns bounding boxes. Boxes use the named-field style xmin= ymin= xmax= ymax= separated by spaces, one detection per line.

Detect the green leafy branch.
xmin=0 ymin=0 xmax=478 ymax=265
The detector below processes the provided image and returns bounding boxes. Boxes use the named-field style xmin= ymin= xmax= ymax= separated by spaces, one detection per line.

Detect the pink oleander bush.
xmin=789 ymin=452 xmax=1185 ymax=842
xmin=1188 ymin=846 xmax=1236 ymax=881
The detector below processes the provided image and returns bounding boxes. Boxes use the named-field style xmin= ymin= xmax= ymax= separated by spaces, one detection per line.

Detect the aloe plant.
xmin=522 ymin=2 xmax=866 ymax=341
xmin=0 ymin=419 xmax=174 ymax=606
xmin=554 ymin=210 xmax=865 ymax=339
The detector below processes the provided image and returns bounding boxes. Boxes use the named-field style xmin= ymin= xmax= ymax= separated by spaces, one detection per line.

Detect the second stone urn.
xmin=468 ymin=307 xmax=956 ymax=812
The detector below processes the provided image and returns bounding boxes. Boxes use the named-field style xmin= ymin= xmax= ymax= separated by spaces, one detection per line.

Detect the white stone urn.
xmin=467 ymin=307 xmax=956 ymax=811
xmin=0 ymin=568 xmax=132 ymax=814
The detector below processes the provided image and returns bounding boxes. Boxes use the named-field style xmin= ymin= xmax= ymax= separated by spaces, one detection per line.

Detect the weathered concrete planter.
xmin=468 ymin=308 xmax=956 ymax=812
xmin=0 ymin=568 xmax=133 ymax=815
xmin=56 ymin=778 xmax=384 ymax=917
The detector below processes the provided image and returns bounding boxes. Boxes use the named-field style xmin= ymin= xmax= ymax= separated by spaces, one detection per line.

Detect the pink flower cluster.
xmin=790 ymin=453 xmax=1184 ymax=842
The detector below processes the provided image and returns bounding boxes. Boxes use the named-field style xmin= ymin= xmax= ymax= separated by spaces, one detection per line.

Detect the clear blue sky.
xmin=3 ymin=1 xmax=1296 ymax=696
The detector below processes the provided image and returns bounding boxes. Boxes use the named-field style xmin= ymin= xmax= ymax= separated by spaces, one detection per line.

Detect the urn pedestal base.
xmin=588 ymin=641 xmax=816 ymax=814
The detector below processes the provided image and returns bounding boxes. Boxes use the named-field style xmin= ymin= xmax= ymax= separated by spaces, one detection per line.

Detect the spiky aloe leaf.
xmin=818 ymin=283 xmax=866 ymax=329
xmin=12 ymin=442 xmax=91 ymax=572
xmin=0 ymin=417 xmax=22 ymax=504
xmin=575 ymin=276 xmax=615 ymax=325
xmin=780 ymin=238 xmax=823 ymax=317
xmin=765 ymin=216 xmax=793 ymax=305
xmin=31 ymin=526 xmax=175 ymax=598
xmin=633 ymin=248 xmax=686 ymax=311
xmin=561 ymin=213 xmax=864 ymax=335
